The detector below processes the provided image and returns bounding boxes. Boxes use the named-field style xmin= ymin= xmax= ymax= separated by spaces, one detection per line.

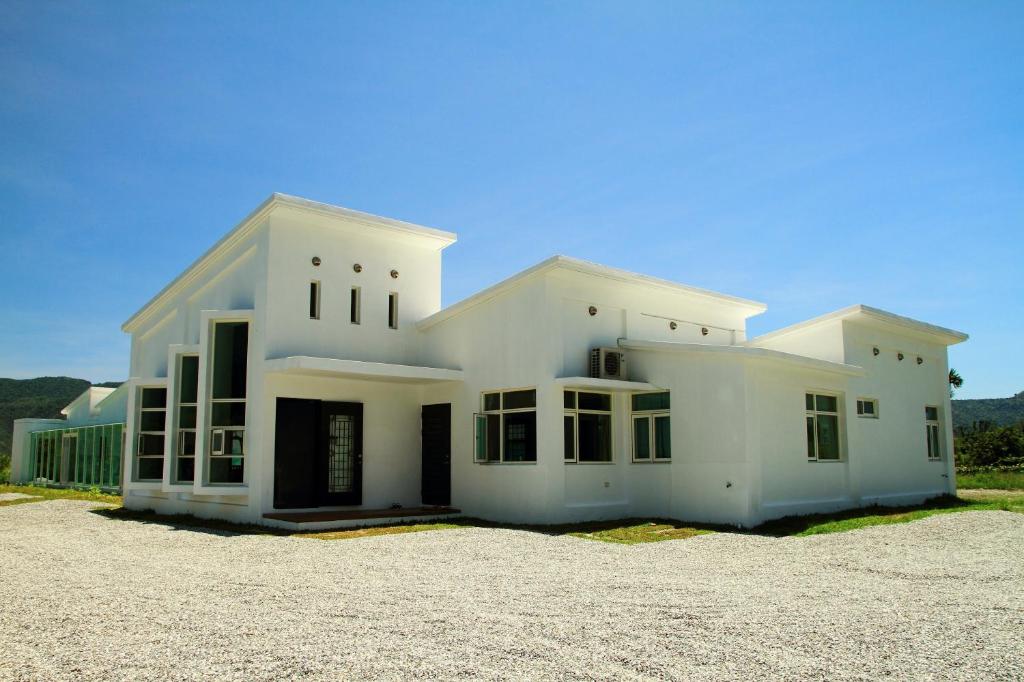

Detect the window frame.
xmin=206 ymin=319 xmax=249 ymax=486
xmin=925 ymin=405 xmax=942 ymax=460
xmin=388 ymin=291 xmax=399 ymax=329
xmin=309 ymin=280 xmax=321 ymax=320
xmin=805 ymin=391 xmax=843 ymax=462
xmin=856 ymin=398 xmax=879 ymax=419
xmin=350 ymin=286 xmax=361 ymax=325
xmin=631 ymin=391 xmax=671 ymax=462
xmin=474 ymin=388 xmax=537 ymax=464
xmin=563 ymin=390 xmax=614 ymax=464
xmin=135 ymin=385 xmax=167 ymax=482
xmin=173 ymin=354 xmax=199 ymax=484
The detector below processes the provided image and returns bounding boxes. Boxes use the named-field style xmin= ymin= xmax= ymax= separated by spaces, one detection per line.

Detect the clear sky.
xmin=1 ymin=1 xmax=1021 ymax=398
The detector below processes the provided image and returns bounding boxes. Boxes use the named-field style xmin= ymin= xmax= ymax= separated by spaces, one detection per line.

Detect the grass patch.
xmin=0 ymin=483 xmax=121 ymax=508
xmin=957 ymin=469 xmax=1024 ymax=490
xmin=753 ymin=491 xmax=1024 ymax=537
xmin=564 ymin=519 xmax=717 ymax=544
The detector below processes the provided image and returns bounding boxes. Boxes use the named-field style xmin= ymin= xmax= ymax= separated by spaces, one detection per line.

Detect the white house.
xmin=11 ymin=193 xmax=968 ymax=529
xmin=11 ymin=384 xmax=128 ymax=490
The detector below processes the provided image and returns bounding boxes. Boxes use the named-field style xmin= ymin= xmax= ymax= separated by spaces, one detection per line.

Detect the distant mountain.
xmin=0 ymin=377 xmax=123 ymax=459
xmin=952 ymin=391 xmax=1024 ymax=430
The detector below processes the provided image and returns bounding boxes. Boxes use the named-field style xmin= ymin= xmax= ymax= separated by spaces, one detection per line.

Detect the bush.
xmin=955 ymin=422 xmax=1024 ymax=469
xmin=0 ymin=452 xmax=9 ymax=484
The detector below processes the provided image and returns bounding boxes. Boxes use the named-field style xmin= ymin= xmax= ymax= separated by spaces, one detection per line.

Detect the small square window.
xmin=856 ymin=399 xmax=878 ymax=418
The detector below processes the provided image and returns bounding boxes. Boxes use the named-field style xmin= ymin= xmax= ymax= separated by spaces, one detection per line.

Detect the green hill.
xmin=0 ymin=377 xmax=123 ymax=480
xmin=952 ymin=391 xmax=1024 ymax=430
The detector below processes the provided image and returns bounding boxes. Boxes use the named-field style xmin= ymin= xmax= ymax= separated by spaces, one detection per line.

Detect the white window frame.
xmin=474 ymin=388 xmax=537 ymax=464
xmin=631 ymin=392 xmax=671 ymax=462
xmin=805 ymin=391 xmax=843 ymax=462
xmin=926 ymin=406 xmax=942 ymax=460
xmin=206 ymin=319 xmax=249 ymax=486
xmin=856 ymin=398 xmax=879 ymax=419
xmin=563 ymin=390 xmax=614 ymax=464
xmin=135 ymin=386 xmax=167 ymax=481
xmin=173 ymin=354 xmax=199 ymax=484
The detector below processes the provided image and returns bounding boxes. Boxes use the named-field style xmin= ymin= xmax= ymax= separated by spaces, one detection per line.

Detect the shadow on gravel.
xmin=90 ymin=493 xmax=1021 ymax=543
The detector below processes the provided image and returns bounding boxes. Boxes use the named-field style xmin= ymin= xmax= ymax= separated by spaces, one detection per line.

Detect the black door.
xmin=274 ymin=398 xmax=319 ymax=509
xmin=319 ymin=401 xmax=363 ymax=507
xmin=421 ymin=403 xmax=451 ymax=506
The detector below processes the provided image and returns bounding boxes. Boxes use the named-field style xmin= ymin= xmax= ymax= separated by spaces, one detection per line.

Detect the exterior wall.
xmin=260 ymin=373 xmax=427 ymax=512
xmin=750 ymin=363 xmax=853 ymax=522
xmin=841 ymin=322 xmax=955 ymax=503
xmin=419 ymin=276 xmax=562 ymax=523
xmin=10 ymin=419 xmax=63 ymax=483
xmin=263 ymin=208 xmax=443 ymax=365
xmin=121 ymin=220 xmax=269 ymax=520
xmin=754 ymin=321 xmax=846 ymax=364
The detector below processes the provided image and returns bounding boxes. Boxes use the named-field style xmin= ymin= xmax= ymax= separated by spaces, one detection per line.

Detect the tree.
xmin=949 ymin=368 xmax=964 ymax=398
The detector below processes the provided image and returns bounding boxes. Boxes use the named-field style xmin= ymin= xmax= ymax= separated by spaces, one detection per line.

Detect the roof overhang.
xmin=418 ymin=255 xmax=766 ymax=331
xmin=123 ymin=193 xmax=456 ymax=334
xmin=751 ymin=304 xmax=968 ymax=347
xmin=554 ymin=376 xmax=664 ymax=392
xmin=618 ymin=338 xmax=865 ymax=377
xmin=264 ymin=356 xmax=464 ymax=384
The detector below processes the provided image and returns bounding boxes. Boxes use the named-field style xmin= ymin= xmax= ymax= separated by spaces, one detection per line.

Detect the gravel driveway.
xmin=1 ymin=501 xmax=1022 ymax=681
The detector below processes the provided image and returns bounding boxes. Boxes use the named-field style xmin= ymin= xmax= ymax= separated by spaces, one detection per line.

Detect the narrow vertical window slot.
xmin=388 ymin=292 xmax=398 ymax=329
xmin=309 ymin=281 xmax=321 ymax=320
xmin=350 ymin=287 xmax=361 ymax=324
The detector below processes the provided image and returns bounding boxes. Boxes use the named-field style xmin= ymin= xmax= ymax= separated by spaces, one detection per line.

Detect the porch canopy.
xmin=264 ymin=356 xmax=464 ymax=383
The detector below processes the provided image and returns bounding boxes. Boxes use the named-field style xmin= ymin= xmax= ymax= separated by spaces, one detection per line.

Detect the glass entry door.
xmin=61 ymin=433 xmax=77 ymax=484
xmin=319 ymin=402 xmax=362 ymax=506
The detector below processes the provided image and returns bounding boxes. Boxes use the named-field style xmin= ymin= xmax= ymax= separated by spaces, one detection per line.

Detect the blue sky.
xmin=0 ymin=1 xmax=1021 ymax=398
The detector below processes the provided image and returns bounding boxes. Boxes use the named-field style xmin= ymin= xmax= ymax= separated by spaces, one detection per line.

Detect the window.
xmin=926 ymin=406 xmax=941 ymax=460
xmin=564 ymin=391 xmax=613 ymax=463
xmin=856 ymin=398 xmax=879 ymax=419
xmin=174 ymin=355 xmax=199 ymax=483
xmin=136 ymin=387 xmax=167 ymax=481
xmin=805 ymin=392 xmax=841 ymax=461
xmin=350 ymin=287 xmax=361 ymax=324
xmin=309 ymin=281 xmax=321 ymax=319
xmin=474 ymin=389 xmax=536 ymax=463
xmin=209 ymin=321 xmax=248 ymax=484
xmin=631 ymin=392 xmax=671 ymax=461
xmin=388 ymin=292 xmax=398 ymax=329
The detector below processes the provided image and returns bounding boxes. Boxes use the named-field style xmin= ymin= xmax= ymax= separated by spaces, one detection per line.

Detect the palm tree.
xmin=949 ymin=368 xmax=963 ymax=397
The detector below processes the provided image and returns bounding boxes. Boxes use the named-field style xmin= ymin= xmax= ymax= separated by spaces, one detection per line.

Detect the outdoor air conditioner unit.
xmin=589 ymin=347 xmax=627 ymax=380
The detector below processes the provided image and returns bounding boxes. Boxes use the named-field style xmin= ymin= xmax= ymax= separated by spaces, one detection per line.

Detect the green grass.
xmin=956 ymin=469 xmax=1024 ymax=490
xmin=0 ymin=483 xmax=122 ymax=508
xmin=5 ymin=484 xmax=1023 ymax=545
xmin=753 ymin=490 xmax=1024 ymax=537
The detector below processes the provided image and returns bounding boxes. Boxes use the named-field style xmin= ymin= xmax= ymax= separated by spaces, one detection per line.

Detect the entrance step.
xmin=262 ymin=506 xmax=461 ymax=531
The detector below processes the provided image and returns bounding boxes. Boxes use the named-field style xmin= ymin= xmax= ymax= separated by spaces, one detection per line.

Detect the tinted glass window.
xmin=179 ymin=356 xmax=199 ymax=403
xmin=211 ymin=322 xmax=248 ymax=400
xmin=502 ymin=389 xmax=536 ymax=410
xmin=563 ymin=415 xmax=575 ymax=460
xmin=578 ymin=392 xmax=611 ymax=411
xmin=141 ymin=388 xmax=167 ymax=409
xmin=815 ymin=395 xmax=838 ymax=413
xmin=578 ymin=412 xmax=612 ymax=462
xmin=503 ymin=411 xmax=537 ymax=462
xmin=632 ymin=392 xmax=670 ymax=411
xmin=563 ymin=391 xmax=576 ymax=409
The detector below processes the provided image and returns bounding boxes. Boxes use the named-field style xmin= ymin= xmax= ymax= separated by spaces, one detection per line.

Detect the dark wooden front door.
xmin=421 ymin=403 xmax=451 ymax=506
xmin=273 ymin=398 xmax=363 ymax=509
xmin=319 ymin=402 xmax=363 ymax=506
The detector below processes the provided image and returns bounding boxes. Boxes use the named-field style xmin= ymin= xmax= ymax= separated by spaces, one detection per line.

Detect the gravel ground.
xmin=1 ymin=501 xmax=1022 ymax=681
xmin=0 ymin=493 xmax=36 ymax=502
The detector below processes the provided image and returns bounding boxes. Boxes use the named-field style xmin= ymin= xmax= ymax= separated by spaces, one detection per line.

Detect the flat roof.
xmin=418 ymin=255 xmax=767 ymax=330
xmin=750 ymin=304 xmax=968 ymax=346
